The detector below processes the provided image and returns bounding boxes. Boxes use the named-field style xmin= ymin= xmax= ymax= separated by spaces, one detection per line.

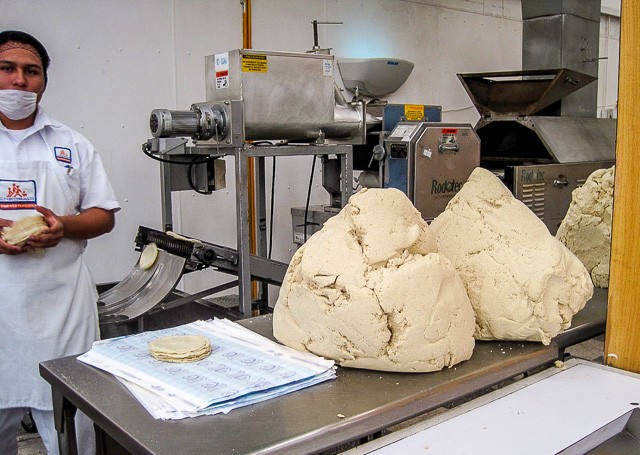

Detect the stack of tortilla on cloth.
xmin=148 ymin=335 xmax=212 ymax=363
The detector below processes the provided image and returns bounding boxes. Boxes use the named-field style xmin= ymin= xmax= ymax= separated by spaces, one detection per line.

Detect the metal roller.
xmin=98 ymin=248 xmax=186 ymax=321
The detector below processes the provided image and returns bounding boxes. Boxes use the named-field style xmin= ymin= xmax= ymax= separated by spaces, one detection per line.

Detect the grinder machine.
xmin=99 ymin=49 xmax=371 ymax=331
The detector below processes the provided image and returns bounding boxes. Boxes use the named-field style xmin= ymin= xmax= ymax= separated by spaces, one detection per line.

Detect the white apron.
xmin=0 ymin=158 xmax=99 ymax=410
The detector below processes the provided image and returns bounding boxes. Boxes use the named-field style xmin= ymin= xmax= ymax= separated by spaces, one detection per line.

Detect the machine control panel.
xmin=389 ymin=143 xmax=408 ymax=159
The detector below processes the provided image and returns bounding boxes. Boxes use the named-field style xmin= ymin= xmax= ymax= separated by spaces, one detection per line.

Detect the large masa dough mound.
xmin=430 ymin=168 xmax=593 ymax=345
xmin=273 ymin=188 xmax=475 ymax=373
xmin=556 ymin=166 xmax=614 ymax=288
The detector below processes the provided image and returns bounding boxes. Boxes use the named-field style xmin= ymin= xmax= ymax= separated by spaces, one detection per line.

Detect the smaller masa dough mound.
xmin=556 ymin=166 xmax=614 ymax=288
xmin=273 ymin=188 xmax=475 ymax=373
xmin=430 ymin=168 xmax=593 ymax=345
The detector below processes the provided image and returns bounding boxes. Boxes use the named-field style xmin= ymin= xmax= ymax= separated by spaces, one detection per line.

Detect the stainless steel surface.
xmin=291 ymin=205 xmax=337 ymax=245
xmin=457 ymin=68 xmax=615 ymax=234
xmin=507 ymin=160 xmax=615 ymax=234
xmin=151 ymin=104 xmax=227 ymax=141
xmin=159 ymin=151 xmax=174 ymax=232
xmin=531 ymin=117 xmax=617 ymax=163
xmin=384 ymin=122 xmax=480 ymax=222
xmin=473 ymin=116 xmax=616 ymax=166
xmin=346 ymin=359 xmax=637 ymax=455
xmin=150 ymin=109 xmax=201 ymax=138
xmin=201 ymin=49 xmax=364 ymax=145
xmin=522 ymin=0 xmax=601 ymax=117
xmin=237 ymin=144 xmax=351 ymax=313
xmin=147 ymin=126 xmax=354 ymax=317
xmin=555 ymin=287 xmax=607 ymax=349
xmin=146 ymin=49 xmax=360 ymax=316
xmin=412 ymin=123 xmax=480 ymax=221
xmin=99 ymin=224 xmax=291 ymax=329
xmin=458 ymin=69 xmax=596 ymax=118
xmin=337 ymin=58 xmax=415 ymax=97
xmin=158 ymin=157 xmax=226 ymax=194
xmin=33 ymin=288 xmax=609 ymax=453
xmin=98 ymin=249 xmax=186 ymax=320
xmin=41 ymin=314 xmax=561 ymax=455
xmin=577 ymin=409 xmax=640 ymax=455
xmin=521 ymin=0 xmax=602 ymax=21
xmin=234 ymin=146 xmax=252 ymax=317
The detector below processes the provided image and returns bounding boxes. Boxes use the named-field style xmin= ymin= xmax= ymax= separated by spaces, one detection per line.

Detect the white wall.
xmin=1 ymin=1 xmax=619 ymax=297
xmin=2 ymin=0 xmax=243 ymax=286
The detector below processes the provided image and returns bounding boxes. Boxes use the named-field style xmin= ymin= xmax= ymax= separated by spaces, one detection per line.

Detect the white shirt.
xmin=0 ymin=107 xmax=121 ymax=410
xmin=0 ymin=107 xmax=120 ymax=217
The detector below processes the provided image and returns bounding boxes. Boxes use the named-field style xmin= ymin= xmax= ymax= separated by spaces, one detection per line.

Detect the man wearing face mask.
xmin=0 ymin=30 xmax=120 ymax=455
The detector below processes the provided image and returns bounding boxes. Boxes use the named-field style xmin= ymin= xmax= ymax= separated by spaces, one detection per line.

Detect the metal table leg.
xmin=52 ymin=389 xmax=79 ymax=455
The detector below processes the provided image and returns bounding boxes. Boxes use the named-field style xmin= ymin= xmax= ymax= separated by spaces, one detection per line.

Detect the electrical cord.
xmin=249 ymin=141 xmax=284 ymax=258
xmin=268 ymin=156 xmax=276 ymax=259
xmin=304 ymin=155 xmax=317 ymax=243
xmin=188 ymin=161 xmax=212 ymax=195
xmin=142 ymin=141 xmax=212 ymax=193
xmin=141 ymin=141 xmax=210 ymax=165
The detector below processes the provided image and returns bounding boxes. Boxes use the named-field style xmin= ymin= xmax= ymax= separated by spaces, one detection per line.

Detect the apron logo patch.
xmin=0 ymin=179 xmax=37 ymax=210
xmin=54 ymin=146 xmax=72 ymax=164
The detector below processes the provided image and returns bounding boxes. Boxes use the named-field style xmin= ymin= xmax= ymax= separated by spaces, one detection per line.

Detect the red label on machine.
xmin=216 ymin=70 xmax=228 ymax=78
xmin=441 ymin=128 xmax=459 ymax=149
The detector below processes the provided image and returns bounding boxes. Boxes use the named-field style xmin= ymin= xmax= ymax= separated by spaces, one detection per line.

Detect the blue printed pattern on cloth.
xmin=79 ymin=319 xmax=335 ymax=417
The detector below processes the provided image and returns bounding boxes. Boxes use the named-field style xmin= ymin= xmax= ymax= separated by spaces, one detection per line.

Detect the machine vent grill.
xmin=521 ymin=182 xmax=545 ymax=220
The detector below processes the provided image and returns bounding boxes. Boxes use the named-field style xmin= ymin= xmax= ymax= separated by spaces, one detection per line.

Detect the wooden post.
xmin=605 ymin=0 xmax=640 ymax=372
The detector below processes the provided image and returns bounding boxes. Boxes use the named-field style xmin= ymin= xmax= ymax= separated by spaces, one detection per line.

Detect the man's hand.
xmin=25 ymin=206 xmax=64 ymax=249
xmin=0 ymin=205 xmax=115 ymax=254
xmin=0 ymin=217 xmax=25 ymax=255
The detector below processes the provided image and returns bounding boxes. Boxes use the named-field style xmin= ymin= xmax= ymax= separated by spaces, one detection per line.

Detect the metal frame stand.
xmin=235 ymin=144 xmax=353 ymax=317
xmin=156 ymin=142 xmax=352 ymax=318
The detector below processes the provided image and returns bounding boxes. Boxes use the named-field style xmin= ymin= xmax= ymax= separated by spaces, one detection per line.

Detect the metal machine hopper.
xmin=458 ymin=68 xmax=616 ymax=234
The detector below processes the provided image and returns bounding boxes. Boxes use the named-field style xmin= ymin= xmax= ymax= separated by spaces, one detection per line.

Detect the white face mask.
xmin=0 ymin=89 xmax=38 ymax=120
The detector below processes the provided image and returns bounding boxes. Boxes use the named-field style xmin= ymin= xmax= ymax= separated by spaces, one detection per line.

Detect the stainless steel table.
xmin=555 ymin=287 xmax=607 ymax=349
xmin=40 ymin=315 xmax=562 ymax=455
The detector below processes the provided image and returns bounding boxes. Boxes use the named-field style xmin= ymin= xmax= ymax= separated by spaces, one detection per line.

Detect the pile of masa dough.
xmin=556 ymin=166 xmax=614 ymax=288
xmin=273 ymin=188 xmax=475 ymax=373
xmin=430 ymin=168 xmax=593 ymax=345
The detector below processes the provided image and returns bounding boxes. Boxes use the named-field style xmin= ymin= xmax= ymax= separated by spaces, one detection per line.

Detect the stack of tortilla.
xmin=148 ymin=335 xmax=212 ymax=363
xmin=1 ymin=215 xmax=47 ymax=246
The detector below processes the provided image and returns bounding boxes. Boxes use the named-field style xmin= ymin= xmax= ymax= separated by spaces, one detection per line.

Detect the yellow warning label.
xmin=404 ymin=104 xmax=424 ymax=121
xmin=242 ymin=54 xmax=268 ymax=73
